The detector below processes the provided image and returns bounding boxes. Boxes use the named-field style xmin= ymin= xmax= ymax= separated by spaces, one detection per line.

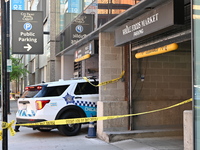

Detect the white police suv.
xmin=16 ymin=78 xmax=98 ymax=136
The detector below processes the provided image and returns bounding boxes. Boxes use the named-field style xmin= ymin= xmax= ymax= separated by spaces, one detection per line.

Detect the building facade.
xmin=13 ymin=0 xmax=194 ymax=145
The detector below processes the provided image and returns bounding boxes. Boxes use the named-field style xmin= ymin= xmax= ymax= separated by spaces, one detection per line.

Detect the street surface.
xmin=0 ymin=100 xmax=120 ymax=150
xmin=0 ymin=100 xmax=183 ymax=150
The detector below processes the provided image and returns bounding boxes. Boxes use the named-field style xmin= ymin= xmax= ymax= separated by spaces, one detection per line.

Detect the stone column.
xmin=35 ymin=55 xmax=40 ymax=83
xmin=61 ymin=55 xmax=74 ymax=80
xmin=46 ymin=0 xmax=57 ymax=82
xmin=97 ymin=32 xmax=128 ymax=142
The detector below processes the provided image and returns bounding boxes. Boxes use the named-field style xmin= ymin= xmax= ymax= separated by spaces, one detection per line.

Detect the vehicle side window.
xmin=42 ymin=85 xmax=69 ymax=97
xmin=74 ymin=82 xmax=99 ymax=95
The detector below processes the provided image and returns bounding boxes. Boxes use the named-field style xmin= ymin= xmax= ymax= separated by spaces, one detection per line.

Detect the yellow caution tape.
xmin=0 ymin=120 xmax=16 ymax=139
xmin=16 ymin=98 xmax=192 ymax=126
xmin=10 ymin=92 xmax=20 ymax=95
xmin=83 ymin=71 xmax=125 ymax=87
xmin=0 ymin=98 xmax=192 ymax=140
xmin=2 ymin=120 xmax=16 ymax=136
xmin=0 ymin=130 xmax=2 ymax=141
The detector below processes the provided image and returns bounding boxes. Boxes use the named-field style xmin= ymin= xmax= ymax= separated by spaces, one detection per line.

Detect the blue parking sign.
xmin=23 ymin=23 xmax=32 ymax=31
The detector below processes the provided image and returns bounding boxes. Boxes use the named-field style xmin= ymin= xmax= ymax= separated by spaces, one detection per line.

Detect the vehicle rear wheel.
xmin=57 ymin=111 xmax=81 ymax=136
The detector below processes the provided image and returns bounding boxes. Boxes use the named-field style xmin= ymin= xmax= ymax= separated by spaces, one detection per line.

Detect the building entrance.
xmin=130 ymin=41 xmax=192 ymax=132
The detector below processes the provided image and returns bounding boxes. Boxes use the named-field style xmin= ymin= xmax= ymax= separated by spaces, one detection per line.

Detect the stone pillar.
xmin=35 ymin=55 xmax=41 ymax=83
xmin=184 ymin=110 xmax=193 ymax=150
xmin=97 ymin=32 xmax=128 ymax=142
xmin=46 ymin=0 xmax=57 ymax=82
xmin=46 ymin=60 xmax=55 ymax=82
xmin=61 ymin=55 xmax=74 ymax=80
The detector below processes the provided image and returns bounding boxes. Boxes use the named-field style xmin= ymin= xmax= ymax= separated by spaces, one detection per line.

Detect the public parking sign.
xmin=12 ymin=10 xmax=43 ymax=54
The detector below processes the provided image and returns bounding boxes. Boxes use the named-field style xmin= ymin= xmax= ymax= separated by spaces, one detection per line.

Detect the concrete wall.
xmin=85 ymin=54 xmax=99 ymax=78
xmin=131 ymin=49 xmax=192 ymax=130
xmin=97 ymin=32 xmax=128 ymax=142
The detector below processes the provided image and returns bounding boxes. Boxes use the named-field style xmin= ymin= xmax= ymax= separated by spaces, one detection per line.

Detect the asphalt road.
xmin=0 ymin=100 xmax=120 ymax=150
xmin=0 ymin=100 xmax=183 ymax=150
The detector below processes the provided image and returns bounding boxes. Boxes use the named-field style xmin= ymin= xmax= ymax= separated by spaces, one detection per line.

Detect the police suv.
xmin=16 ymin=78 xmax=98 ymax=136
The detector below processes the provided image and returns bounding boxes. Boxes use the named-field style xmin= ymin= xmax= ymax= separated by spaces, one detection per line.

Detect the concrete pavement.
xmin=112 ymin=136 xmax=183 ymax=150
xmin=0 ymin=100 xmax=184 ymax=150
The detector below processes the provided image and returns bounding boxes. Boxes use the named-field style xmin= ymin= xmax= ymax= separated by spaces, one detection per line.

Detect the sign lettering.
xmin=12 ymin=10 xmax=43 ymax=54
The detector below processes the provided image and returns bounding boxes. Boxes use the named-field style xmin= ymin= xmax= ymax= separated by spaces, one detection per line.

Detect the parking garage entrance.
xmin=130 ymin=41 xmax=192 ymax=131
xmin=114 ymin=0 xmax=192 ymax=134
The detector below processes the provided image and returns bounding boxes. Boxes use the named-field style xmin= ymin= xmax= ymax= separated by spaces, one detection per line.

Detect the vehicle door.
xmin=73 ymin=81 xmax=99 ymax=117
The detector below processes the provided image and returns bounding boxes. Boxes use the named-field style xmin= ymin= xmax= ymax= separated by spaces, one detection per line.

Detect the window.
xmin=21 ymin=85 xmax=47 ymax=98
xmin=21 ymin=90 xmax=41 ymax=98
xmin=74 ymin=82 xmax=99 ymax=95
xmin=42 ymin=85 xmax=70 ymax=97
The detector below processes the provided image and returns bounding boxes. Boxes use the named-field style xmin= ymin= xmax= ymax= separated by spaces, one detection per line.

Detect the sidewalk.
xmin=112 ymin=136 xmax=183 ymax=150
xmin=0 ymin=100 xmax=184 ymax=150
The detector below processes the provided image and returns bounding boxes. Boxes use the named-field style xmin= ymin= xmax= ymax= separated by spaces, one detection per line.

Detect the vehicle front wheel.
xmin=57 ymin=111 xmax=81 ymax=136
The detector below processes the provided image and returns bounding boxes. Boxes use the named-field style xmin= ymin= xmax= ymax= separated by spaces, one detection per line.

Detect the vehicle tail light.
xmin=25 ymin=87 xmax=30 ymax=91
xmin=25 ymin=86 xmax=43 ymax=91
xmin=36 ymin=100 xmax=50 ymax=110
xmin=37 ymin=86 xmax=42 ymax=90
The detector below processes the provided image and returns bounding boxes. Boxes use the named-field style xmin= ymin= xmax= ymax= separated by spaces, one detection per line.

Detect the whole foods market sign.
xmin=122 ymin=13 xmax=159 ymax=37
xmin=115 ymin=0 xmax=184 ymax=46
